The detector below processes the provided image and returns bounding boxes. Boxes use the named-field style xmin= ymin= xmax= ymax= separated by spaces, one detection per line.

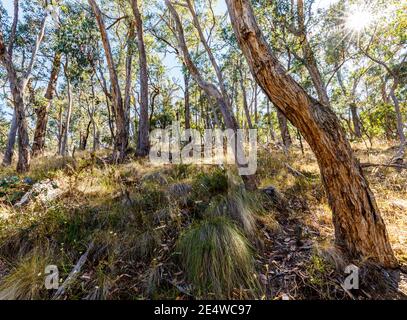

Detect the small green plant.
xmin=177 ymin=216 xmax=258 ymax=298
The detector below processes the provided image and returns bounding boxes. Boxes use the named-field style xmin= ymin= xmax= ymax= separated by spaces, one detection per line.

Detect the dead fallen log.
xmin=14 ymin=179 xmax=63 ymax=207
xmin=360 ymin=163 xmax=407 ymax=170
xmin=53 ymin=242 xmax=94 ymax=300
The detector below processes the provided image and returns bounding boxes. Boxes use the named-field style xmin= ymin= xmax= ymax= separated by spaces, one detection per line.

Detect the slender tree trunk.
xmin=57 ymin=103 xmax=63 ymax=154
xmin=390 ymin=87 xmax=406 ymax=147
xmin=13 ymin=85 xmax=30 ymax=172
xmin=184 ymin=72 xmax=191 ymax=130
xmin=238 ymin=66 xmax=253 ymax=129
xmin=350 ymin=103 xmax=362 ymax=139
xmin=60 ymin=61 xmax=73 ymax=156
xmin=2 ymin=109 xmax=18 ymax=166
xmin=254 ymin=82 xmax=258 ymax=124
xmin=0 ymin=7 xmax=48 ymax=172
xmin=296 ymin=0 xmax=330 ymax=107
xmin=227 ymin=0 xmax=397 ymax=267
xmin=277 ymin=109 xmax=292 ymax=149
xmin=186 ymin=0 xmax=236 ymax=119
xmin=336 ymin=67 xmax=362 ymax=139
xmin=124 ymin=22 xmax=135 ymax=136
xmin=266 ymin=99 xmax=276 ymax=142
xmin=89 ymin=0 xmax=128 ymax=162
xmin=131 ymin=0 xmax=150 ymax=157
xmin=0 ymin=37 xmax=30 ymax=172
xmin=32 ymin=52 xmax=62 ymax=157
xmin=80 ymin=121 xmax=92 ymax=150
xmin=165 ymin=0 xmax=257 ymax=190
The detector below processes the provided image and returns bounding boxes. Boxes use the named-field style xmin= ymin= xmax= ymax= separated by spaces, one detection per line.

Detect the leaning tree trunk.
xmin=132 ymin=0 xmax=150 ymax=157
xmin=2 ymin=109 xmax=17 ymax=166
xmin=89 ymin=0 xmax=128 ymax=162
xmin=32 ymin=52 xmax=62 ymax=157
xmin=226 ymin=0 xmax=397 ymax=268
xmin=165 ymin=0 xmax=257 ymax=191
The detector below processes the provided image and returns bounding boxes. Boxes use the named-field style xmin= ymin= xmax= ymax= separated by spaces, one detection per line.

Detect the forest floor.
xmin=0 ymin=139 xmax=406 ymax=300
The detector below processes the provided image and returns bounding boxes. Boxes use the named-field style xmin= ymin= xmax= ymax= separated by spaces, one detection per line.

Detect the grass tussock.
xmin=0 ymin=246 xmax=56 ymax=300
xmin=177 ymin=216 xmax=259 ymax=299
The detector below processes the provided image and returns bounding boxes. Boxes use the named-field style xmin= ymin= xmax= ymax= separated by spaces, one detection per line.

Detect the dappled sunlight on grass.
xmin=0 ymin=139 xmax=405 ymax=299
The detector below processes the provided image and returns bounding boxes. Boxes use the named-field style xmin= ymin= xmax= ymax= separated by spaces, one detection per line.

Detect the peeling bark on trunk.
xmin=131 ymin=0 xmax=150 ymax=157
xmin=226 ymin=0 xmax=397 ymax=267
xmin=32 ymin=52 xmax=62 ymax=157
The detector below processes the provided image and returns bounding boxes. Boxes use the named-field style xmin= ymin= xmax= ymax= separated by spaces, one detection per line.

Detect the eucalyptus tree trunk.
xmin=2 ymin=110 xmax=17 ymax=166
xmin=0 ymin=6 xmax=48 ymax=172
xmin=362 ymin=49 xmax=406 ymax=160
xmin=89 ymin=0 xmax=128 ymax=162
xmin=238 ymin=66 xmax=253 ymax=129
xmin=227 ymin=0 xmax=397 ymax=267
xmin=336 ymin=68 xmax=362 ymax=139
xmin=124 ymin=21 xmax=135 ymax=137
xmin=254 ymin=83 xmax=258 ymax=124
xmin=390 ymin=85 xmax=406 ymax=147
xmin=60 ymin=60 xmax=73 ymax=156
xmin=266 ymin=100 xmax=276 ymax=142
xmin=0 ymin=52 xmax=30 ymax=172
xmin=186 ymin=0 xmax=235 ymax=118
xmin=165 ymin=0 xmax=257 ymax=190
xmin=80 ymin=121 xmax=92 ymax=150
xmin=350 ymin=103 xmax=362 ymax=139
xmin=296 ymin=0 xmax=330 ymax=107
xmin=184 ymin=72 xmax=191 ymax=130
xmin=131 ymin=0 xmax=150 ymax=157
xmin=277 ymin=109 xmax=292 ymax=149
xmin=32 ymin=52 xmax=62 ymax=157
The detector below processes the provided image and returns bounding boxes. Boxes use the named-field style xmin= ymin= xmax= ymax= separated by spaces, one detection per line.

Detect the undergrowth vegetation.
xmin=0 ymin=140 xmax=406 ymax=299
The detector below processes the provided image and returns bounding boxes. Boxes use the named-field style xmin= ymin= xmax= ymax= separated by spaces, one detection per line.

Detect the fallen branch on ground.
xmin=360 ymin=163 xmax=407 ymax=169
xmin=53 ymin=242 xmax=94 ymax=300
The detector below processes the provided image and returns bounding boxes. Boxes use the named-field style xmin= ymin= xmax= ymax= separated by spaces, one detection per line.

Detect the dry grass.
xmin=0 ymin=138 xmax=405 ymax=299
